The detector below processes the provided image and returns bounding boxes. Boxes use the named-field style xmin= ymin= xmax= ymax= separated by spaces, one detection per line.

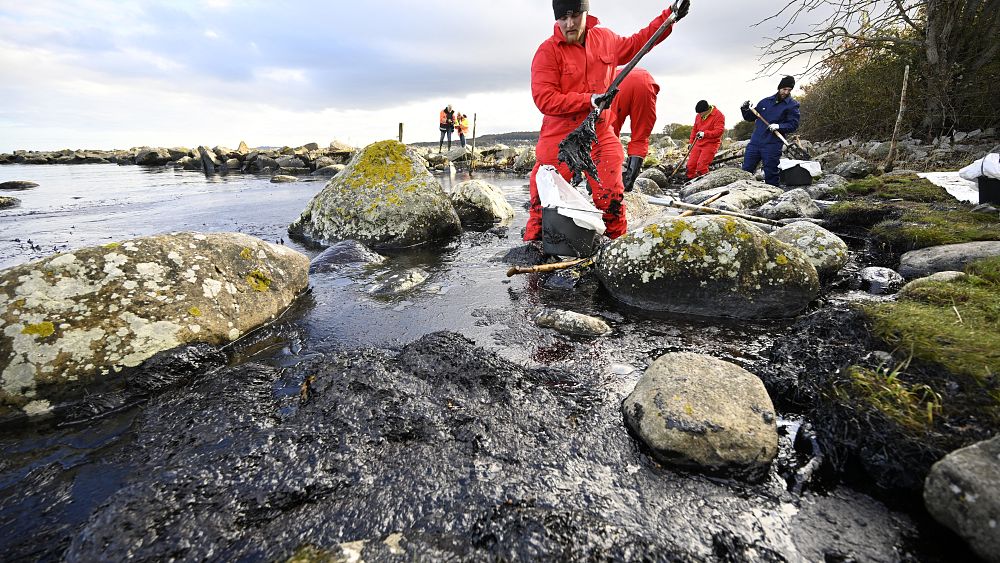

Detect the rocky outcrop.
xmin=594 ymin=215 xmax=819 ymax=318
xmin=758 ymin=188 xmax=821 ymax=220
xmin=449 ymin=180 xmax=514 ymax=229
xmin=135 ymin=148 xmax=171 ymax=166
xmin=0 ymin=196 xmax=20 ymax=209
xmin=924 ymin=436 xmax=1000 ymax=563
xmin=680 ymin=168 xmax=754 ymax=199
xmin=771 ymin=221 xmax=849 ymax=277
xmin=899 ymin=241 xmax=1000 ymax=279
xmin=289 ymin=140 xmax=462 ymax=250
xmin=0 ymin=232 xmax=309 ymax=420
xmin=622 ymin=352 xmax=778 ymax=480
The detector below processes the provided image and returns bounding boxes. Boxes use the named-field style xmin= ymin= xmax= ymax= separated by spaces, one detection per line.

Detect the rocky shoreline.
xmin=2 ymin=136 xmax=999 ymax=561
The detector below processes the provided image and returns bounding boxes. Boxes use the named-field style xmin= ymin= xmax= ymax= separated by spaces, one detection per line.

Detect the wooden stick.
xmin=506 ymin=257 xmax=590 ymax=277
xmin=882 ymin=65 xmax=910 ymax=174
xmin=647 ymin=196 xmax=784 ymax=226
xmin=679 ymin=190 xmax=728 ymax=217
xmin=470 ymin=113 xmax=478 ymax=175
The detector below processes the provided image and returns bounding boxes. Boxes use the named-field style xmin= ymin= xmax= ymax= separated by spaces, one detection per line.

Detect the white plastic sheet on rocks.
xmin=536 ymin=165 xmax=607 ymax=234
xmin=958 ymin=153 xmax=1000 ymax=181
xmin=778 ymin=158 xmax=823 ymax=178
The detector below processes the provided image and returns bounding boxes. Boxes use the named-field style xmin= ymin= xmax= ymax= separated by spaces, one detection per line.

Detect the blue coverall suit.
xmin=741 ymin=94 xmax=801 ymax=186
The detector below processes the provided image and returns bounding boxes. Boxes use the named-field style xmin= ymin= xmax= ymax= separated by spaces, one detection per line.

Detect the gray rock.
xmin=595 ymin=215 xmax=819 ymax=319
xmin=0 ymin=232 xmax=309 ymax=419
xmin=632 ymin=177 xmax=662 ymax=196
xmin=0 ymin=196 xmax=20 ymax=209
xmin=514 ymin=147 xmax=536 ymax=171
xmin=254 ymin=156 xmax=279 ymax=173
xmin=369 ymin=268 xmax=428 ymax=296
xmin=311 ymin=165 xmax=345 ymax=177
xmin=289 ymin=141 xmax=461 ymax=250
xmin=622 ymin=352 xmax=778 ymax=480
xmin=275 ymin=156 xmax=306 ymax=169
xmin=309 ymin=240 xmax=385 ymax=274
xmin=0 ymin=181 xmax=39 ymax=190
xmin=198 ymin=146 xmax=221 ymax=173
xmin=832 ymin=159 xmax=874 ymax=179
xmin=899 ymin=271 xmax=966 ymax=297
xmin=224 ymin=158 xmax=240 ymax=171
xmin=924 ymin=436 xmax=1000 ymax=563
xmin=445 ymin=146 xmax=471 ymax=163
xmin=679 ymin=168 xmax=754 ymax=199
xmin=858 ymin=267 xmax=906 ymax=294
xmin=134 ymin=148 xmax=171 ymax=166
xmin=449 ymin=180 xmax=514 ymax=229
xmin=623 ymin=191 xmax=663 ymax=230
xmin=270 ymin=175 xmax=298 ymax=183
xmin=772 ymin=221 xmax=849 ymax=277
xmin=899 ymin=241 xmax=1000 ymax=279
xmin=685 ymin=180 xmax=784 ymax=212
xmin=758 ymin=188 xmax=821 ymax=220
xmin=638 ymin=167 xmax=671 ymax=192
xmin=534 ymin=309 xmax=610 ymax=337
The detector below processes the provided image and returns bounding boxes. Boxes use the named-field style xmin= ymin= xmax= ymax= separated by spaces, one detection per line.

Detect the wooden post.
xmin=398 ymin=123 xmax=404 ymax=143
xmin=470 ymin=113 xmax=478 ymax=177
xmin=882 ymin=64 xmax=910 ymax=173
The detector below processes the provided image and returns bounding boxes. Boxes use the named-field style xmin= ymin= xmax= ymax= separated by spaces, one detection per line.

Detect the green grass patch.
xmin=840 ymin=363 xmax=943 ymax=431
xmin=860 ymin=257 xmax=1000 ymax=425
xmin=871 ymin=206 xmax=1000 ymax=252
xmin=824 ymin=199 xmax=895 ymax=228
xmin=844 ymin=174 xmax=953 ymax=203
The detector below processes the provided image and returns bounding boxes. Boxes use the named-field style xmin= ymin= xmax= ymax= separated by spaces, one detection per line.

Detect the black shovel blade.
xmin=558 ymin=109 xmax=601 ymax=186
xmin=785 ymin=144 xmax=812 ymax=161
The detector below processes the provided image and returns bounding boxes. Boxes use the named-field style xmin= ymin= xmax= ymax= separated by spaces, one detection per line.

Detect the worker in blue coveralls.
xmin=740 ymin=75 xmax=800 ymax=186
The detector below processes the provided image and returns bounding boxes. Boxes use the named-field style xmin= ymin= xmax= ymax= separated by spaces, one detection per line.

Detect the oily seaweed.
xmin=558 ymin=110 xmax=601 ymax=186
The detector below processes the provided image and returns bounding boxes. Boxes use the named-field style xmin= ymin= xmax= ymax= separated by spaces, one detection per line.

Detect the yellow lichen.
xmin=189 ymin=307 xmax=203 ymax=317
xmin=246 ymin=269 xmax=272 ymax=292
xmin=240 ymin=247 xmax=253 ymax=260
xmin=103 ymin=242 xmax=121 ymax=249
xmin=342 ymin=140 xmax=415 ymax=191
xmin=22 ymin=322 xmax=55 ymax=337
xmin=775 ymin=254 xmax=789 ymax=265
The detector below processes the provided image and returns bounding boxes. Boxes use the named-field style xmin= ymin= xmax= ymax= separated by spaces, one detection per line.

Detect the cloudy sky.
xmin=0 ymin=0 xmax=818 ymax=152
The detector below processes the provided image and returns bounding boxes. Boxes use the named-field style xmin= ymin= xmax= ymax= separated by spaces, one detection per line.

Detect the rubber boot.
xmin=622 ymin=155 xmax=643 ymax=192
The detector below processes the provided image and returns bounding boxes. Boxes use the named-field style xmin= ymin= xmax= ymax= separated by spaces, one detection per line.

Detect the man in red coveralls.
xmin=524 ymin=0 xmax=689 ymax=242
xmin=609 ymin=67 xmax=660 ymax=192
xmin=686 ymin=99 xmax=725 ymax=179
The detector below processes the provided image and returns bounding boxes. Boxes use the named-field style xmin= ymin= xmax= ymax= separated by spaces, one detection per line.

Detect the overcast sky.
xmin=0 ymin=0 xmax=817 ymax=152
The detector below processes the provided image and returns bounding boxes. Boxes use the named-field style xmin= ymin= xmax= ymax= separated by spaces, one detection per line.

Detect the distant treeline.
xmin=410 ymin=131 xmax=540 ymax=148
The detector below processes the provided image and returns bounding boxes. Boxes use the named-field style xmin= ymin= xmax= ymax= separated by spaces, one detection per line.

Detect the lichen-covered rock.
xmin=0 ymin=232 xmax=309 ymax=419
xmin=679 ymin=168 xmax=754 ymax=199
xmin=832 ymin=158 xmax=874 ymax=180
xmin=758 ymin=188 xmax=821 ymax=220
xmin=638 ymin=167 xmax=671 ymax=192
xmin=684 ymin=180 xmax=784 ymax=212
xmin=289 ymin=140 xmax=462 ymax=250
xmin=594 ymin=215 xmax=819 ymax=318
xmin=771 ymin=221 xmax=849 ymax=277
xmin=623 ymin=190 xmax=663 ymax=229
xmin=0 ymin=196 xmax=19 ymax=209
xmin=632 ymin=177 xmax=662 ymax=196
xmin=622 ymin=352 xmax=778 ymax=480
xmin=449 ymin=180 xmax=514 ymax=229
xmin=898 ymin=271 xmax=966 ymax=297
xmin=0 ymin=180 xmax=39 ymax=191
xmin=856 ymin=266 xmax=906 ymax=295
xmin=899 ymin=241 xmax=1000 ymax=279
xmin=924 ymin=436 xmax=1000 ymax=563
xmin=514 ymin=147 xmax=536 ymax=171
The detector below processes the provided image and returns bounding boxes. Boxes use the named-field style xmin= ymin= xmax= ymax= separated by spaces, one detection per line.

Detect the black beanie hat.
xmin=778 ymin=76 xmax=795 ymax=90
xmin=695 ymin=100 xmax=710 ymax=113
xmin=553 ymin=0 xmax=589 ymax=19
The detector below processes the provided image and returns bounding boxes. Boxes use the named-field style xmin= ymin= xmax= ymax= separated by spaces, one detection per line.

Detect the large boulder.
xmin=445 ymin=146 xmax=471 ymax=163
xmin=757 ymin=188 xmax=821 ymax=220
xmin=638 ymin=167 xmax=672 ymax=192
xmin=771 ymin=221 xmax=849 ymax=277
xmin=595 ymin=215 xmax=819 ymax=318
xmin=449 ymin=180 xmax=514 ymax=229
xmin=679 ymin=168 xmax=754 ymax=199
xmin=198 ymin=146 xmax=221 ymax=173
xmin=898 ymin=241 xmax=1000 ymax=279
xmin=514 ymin=147 xmax=536 ymax=171
xmin=0 ymin=232 xmax=309 ymax=420
xmin=622 ymin=352 xmax=778 ymax=480
xmin=289 ymin=140 xmax=462 ymax=250
xmin=623 ymin=190 xmax=663 ymax=229
xmin=832 ymin=158 xmax=874 ymax=180
xmin=684 ymin=180 xmax=784 ymax=212
xmin=924 ymin=436 xmax=1000 ymax=563
xmin=134 ymin=147 xmax=171 ymax=166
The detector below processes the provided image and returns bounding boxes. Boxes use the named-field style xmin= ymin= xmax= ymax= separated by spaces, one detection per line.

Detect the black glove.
xmin=622 ymin=155 xmax=643 ymax=192
xmin=741 ymin=100 xmax=751 ymax=111
xmin=591 ymin=87 xmax=619 ymax=110
xmin=671 ymin=0 xmax=690 ymax=21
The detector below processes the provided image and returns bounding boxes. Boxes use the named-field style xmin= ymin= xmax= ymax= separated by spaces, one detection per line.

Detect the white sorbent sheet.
xmin=917 ymin=171 xmax=980 ymax=204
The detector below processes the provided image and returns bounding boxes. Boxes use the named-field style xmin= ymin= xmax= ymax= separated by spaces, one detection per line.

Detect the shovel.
xmin=669 ymin=138 xmax=697 ymax=178
xmin=558 ymin=3 xmax=687 ymax=186
xmin=747 ymin=106 xmax=811 ymax=160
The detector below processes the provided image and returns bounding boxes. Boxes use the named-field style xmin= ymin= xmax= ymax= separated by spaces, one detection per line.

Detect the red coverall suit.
xmin=610 ymin=67 xmax=660 ymax=159
xmin=687 ymin=106 xmax=725 ymax=179
xmin=525 ymin=11 xmax=675 ymax=241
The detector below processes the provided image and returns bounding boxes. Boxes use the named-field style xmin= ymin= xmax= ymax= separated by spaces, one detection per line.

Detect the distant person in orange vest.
xmin=687 ymin=100 xmax=725 ymax=179
xmin=455 ymin=113 xmax=470 ymax=148
xmin=609 ymin=67 xmax=660 ymax=191
xmin=439 ymin=105 xmax=455 ymax=152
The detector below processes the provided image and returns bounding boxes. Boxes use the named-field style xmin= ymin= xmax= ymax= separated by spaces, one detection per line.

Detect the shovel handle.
xmin=748 ymin=106 xmax=810 ymax=159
